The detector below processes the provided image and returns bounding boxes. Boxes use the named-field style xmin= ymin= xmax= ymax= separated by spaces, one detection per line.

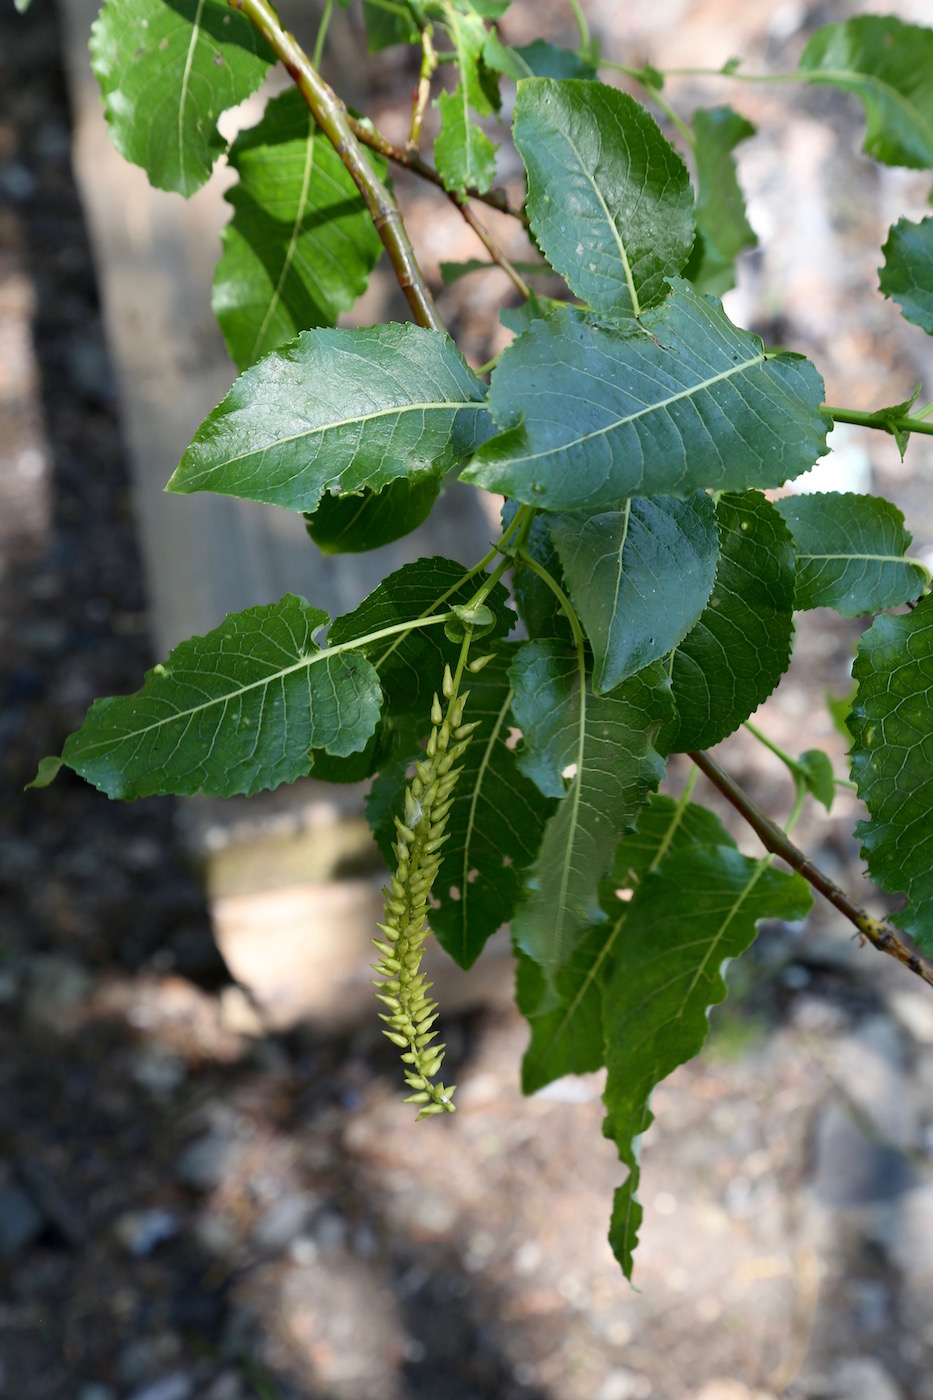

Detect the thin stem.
xmin=230 ymin=0 xmax=444 ymax=333
xmin=456 ymin=202 xmax=532 ymax=299
xmin=744 ymin=720 xmax=855 ymax=790
xmin=565 ymin=0 xmax=591 ymax=52
xmin=348 ymin=115 xmax=529 ymax=225
xmin=663 ymin=65 xmax=802 ymax=84
xmin=311 ymin=0 xmax=334 ymax=69
xmin=516 ymin=550 xmax=587 ymax=651
xmin=823 ymin=404 xmax=933 ymax=440
xmin=408 ymin=23 xmax=438 ymax=150
xmin=690 ymin=749 xmax=933 ymax=991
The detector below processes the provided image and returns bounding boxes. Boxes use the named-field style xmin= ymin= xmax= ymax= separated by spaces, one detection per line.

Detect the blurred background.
xmin=3 ymin=1 xmax=933 ymax=1397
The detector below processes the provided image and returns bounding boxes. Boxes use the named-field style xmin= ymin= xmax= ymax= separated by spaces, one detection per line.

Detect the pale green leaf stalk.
xmin=372 ymin=644 xmax=492 ymax=1117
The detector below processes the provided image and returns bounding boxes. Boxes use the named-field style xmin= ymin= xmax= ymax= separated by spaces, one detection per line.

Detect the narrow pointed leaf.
xmin=327 ymin=556 xmax=514 ymax=718
xmin=774 ymin=492 xmax=929 ymax=615
xmin=213 ymin=90 xmax=385 ymax=372
xmin=879 ymin=216 xmax=933 ymax=335
xmin=169 ymin=325 xmax=490 ymax=513
xmin=603 ymin=847 xmax=812 ymax=1277
xmin=509 ymin=642 xmax=672 ymax=1004
xmin=463 ymin=285 xmax=827 ymax=512
xmin=90 ymin=0 xmax=273 ymax=196
xmin=519 ymin=794 xmax=733 ymax=1093
xmin=434 ymin=2 xmax=500 ymax=195
xmin=798 ymin=16 xmax=933 ymax=170
xmin=671 ymin=492 xmax=795 ymax=750
xmin=31 ymin=596 xmax=382 ymax=799
xmin=435 ymin=85 xmax=499 ymax=195
xmin=551 ymin=492 xmax=719 ymax=693
xmin=848 ymin=595 xmax=933 ymax=949
xmin=513 ymin=78 xmax=694 ymax=318
xmin=685 ymin=106 xmax=757 ymax=297
xmin=369 ymin=650 xmax=554 ymax=969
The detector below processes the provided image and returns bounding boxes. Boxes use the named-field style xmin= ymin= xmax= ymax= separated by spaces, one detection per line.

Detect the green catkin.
xmin=372 ymin=645 xmax=493 ymax=1120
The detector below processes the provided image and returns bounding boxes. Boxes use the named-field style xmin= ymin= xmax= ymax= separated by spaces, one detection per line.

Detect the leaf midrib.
xmin=180 ymin=398 xmax=486 ymax=478
xmin=494 ymin=349 xmax=766 ymax=467
xmin=249 ymin=116 xmax=318 ymax=362
xmin=178 ymin=0 xmax=207 ymax=190
xmin=68 ymin=614 xmax=450 ymax=758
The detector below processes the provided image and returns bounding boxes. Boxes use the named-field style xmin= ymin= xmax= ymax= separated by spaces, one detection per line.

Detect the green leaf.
xmin=513 ymin=78 xmax=695 ymax=318
xmin=89 ymin=0 xmax=273 ymax=197
xmin=671 ymin=492 xmax=796 ymax=751
xmin=518 ymin=793 xmax=733 ymax=1093
xmin=327 ymin=556 xmax=514 ymax=719
xmin=32 ymin=596 xmax=382 ymax=799
xmin=483 ymin=31 xmax=596 ymax=82
xmin=169 ymin=324 xmax=490 ymax=513
xmin=880 ymin=216 xmax=933 ymax=334
xmin=433 ymin=1 xmax=500 ymax=195
xmin=212 ymin=89 xmax=385 ymax=372
xmin=797 ymin=749 xmax=836 ymax=813
xmin=684 ymin=105 xmax=757 ymax=297
xmin=509 ymin=642 xmax=672 ymax=1005
xmin=304 ymin=477 xmax=441 ymax=555
xmin=798 ymin=16 xmax=933 ymax=170
xmin=551 ymin=492 xmax=719 ymax=693
xmin=848 ymin=595 xmax=933 ymax=948
xmin=434 ymin=85 xmax=499 ymax=195
xmin=362 ymin=0 xmax=419 ymax=51
xmin=463 ymin=284 xmax=827 ymax=512
xmin=369 ymin=650 xmax=554 ymax=969
xmin=603 ymin=845 xmax=812 ymax=1277
xmin=774 ymin=491 xmax=929 ymax=615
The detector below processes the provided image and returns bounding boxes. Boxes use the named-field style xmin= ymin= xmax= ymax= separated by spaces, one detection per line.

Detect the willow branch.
xmin=348 ymin=116 xmax=529 ymax=226
xmin=455 ymin=202 xmax=532 ymax=299
xmin=230 ymin=0 xmax=444 ymax=332
xmin=689 ymin=749 xmax=933 ymax=991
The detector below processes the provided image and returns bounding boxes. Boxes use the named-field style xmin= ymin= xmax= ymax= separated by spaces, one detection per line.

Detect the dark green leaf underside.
xmin=671 ymin=492 xmax=796 ymax=750
xmin=39 ymin=595 xmax=381 ymax=799
xmin=551 ymin=492 xmax=719 ymax=693
xmin=880 ymin=216 xmax=933 ymax=334
xmin=848 ymin=595 xmax=933 ymax=948
xmin=465 ymin=283 xmax=826 ymax=512
xmin=775 ymin=491 xmax=928 ymax=615
xmin=170 ymin=324 xmax=490 ymax=513
xmin=603 ymin=845 xmax=812 ymax=1277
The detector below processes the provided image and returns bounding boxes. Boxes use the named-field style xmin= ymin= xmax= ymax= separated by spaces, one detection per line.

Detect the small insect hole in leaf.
xmin=614 ymin=887 xmax=634 ymax=902
xmin=505 ymin=727 xmax=522 ymax=751
xmin=449 ymin=885 xmax=461 ymax=902
xmin=467 ymin=868 xmax=479 ymax=884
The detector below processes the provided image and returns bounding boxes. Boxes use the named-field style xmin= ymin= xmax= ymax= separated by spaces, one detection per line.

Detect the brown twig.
xmin=689 ymin=749 xmax=933 ymax=991
xmin=347 ymin=115 xmax=529 ymax=226
xmin=230 ymin=0 xmax=444 ymax=333
xmin=453 ymin=201 xmax=532 ymax=299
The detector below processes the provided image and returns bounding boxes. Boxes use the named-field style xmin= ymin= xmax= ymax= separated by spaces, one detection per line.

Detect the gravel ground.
xmin=3 ymin=3 xmax=933 ymax=1399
